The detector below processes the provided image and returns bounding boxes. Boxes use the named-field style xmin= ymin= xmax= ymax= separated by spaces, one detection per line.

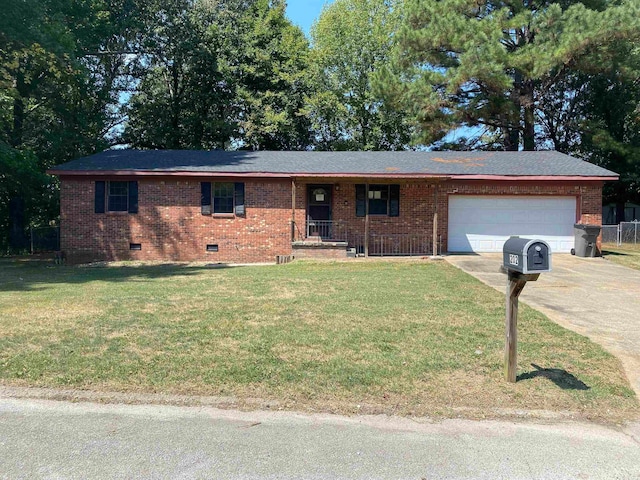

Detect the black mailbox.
xmin=503 ymin=237 xmax=551 ymax=274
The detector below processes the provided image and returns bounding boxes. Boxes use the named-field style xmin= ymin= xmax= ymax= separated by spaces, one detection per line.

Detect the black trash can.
xmin=572 ymin=224 xmax=601 ymax=257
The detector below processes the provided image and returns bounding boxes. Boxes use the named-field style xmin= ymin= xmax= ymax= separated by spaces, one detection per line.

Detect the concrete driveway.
xmin=446 ymin=253 xmax=640 ymax=397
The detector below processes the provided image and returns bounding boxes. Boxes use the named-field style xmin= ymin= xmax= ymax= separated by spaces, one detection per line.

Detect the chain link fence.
xmin=602 ymin=221 xmax=640 ymax=246
xmin=30 ymin=226 xmax=60 ymax=253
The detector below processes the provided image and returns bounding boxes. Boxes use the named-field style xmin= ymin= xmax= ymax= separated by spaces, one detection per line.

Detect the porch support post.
xmin=432 ymin=183 xmax=438 ymax=256
xmin=364 ymin=183 xmax=370 ymax=257
xmin=291 ymin=179 xmax=296 ymax=241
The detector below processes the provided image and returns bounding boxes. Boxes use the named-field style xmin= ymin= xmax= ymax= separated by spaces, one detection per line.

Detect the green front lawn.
xmin=0 ymin=258 xmax=637 ymax=421
xmin=602 ymin=244 xmax=640 ymax=270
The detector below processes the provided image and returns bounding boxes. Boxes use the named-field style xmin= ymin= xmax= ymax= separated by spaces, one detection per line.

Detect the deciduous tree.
xmin=307 ymin=0 xmax=412 ymax=150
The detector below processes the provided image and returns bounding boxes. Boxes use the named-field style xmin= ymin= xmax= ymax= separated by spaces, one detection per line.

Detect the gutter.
xmin=46 ymin=170 xmax=618 ymax=182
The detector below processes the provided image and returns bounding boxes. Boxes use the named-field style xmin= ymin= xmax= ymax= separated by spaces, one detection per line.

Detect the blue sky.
xmin=286 ymin=0 xmax=334 ymax=36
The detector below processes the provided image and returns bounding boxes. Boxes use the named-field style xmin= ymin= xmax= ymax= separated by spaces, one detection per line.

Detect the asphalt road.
xmin=1 ymin=397 xmax=639 ymax=480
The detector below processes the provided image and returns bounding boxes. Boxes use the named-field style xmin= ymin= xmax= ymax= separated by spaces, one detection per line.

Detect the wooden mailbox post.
xmin=503 ymin=269 xmax=539 ymax=383
xmin=501 ymin=237 xmax=552 ymax=383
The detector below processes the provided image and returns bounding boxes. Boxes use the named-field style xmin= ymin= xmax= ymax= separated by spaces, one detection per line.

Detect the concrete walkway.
xmin=1 ymin=397 xmax=639 ymax=479
xmin=446 ymin=253 xmax=640 ymax=396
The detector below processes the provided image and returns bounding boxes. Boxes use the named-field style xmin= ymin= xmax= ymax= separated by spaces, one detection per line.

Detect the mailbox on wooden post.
xmin=501 ymin=237 xmax=551 ymax=383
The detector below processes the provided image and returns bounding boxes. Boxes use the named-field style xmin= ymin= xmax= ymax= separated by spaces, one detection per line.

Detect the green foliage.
xmin=236 ymin=0 xmax=312 ymax=150
xmin=3 ymin=0 xmax=640 ymax=249
xmin=535 ymin=42 xmax=640 ymax=207
xmin=382 ymin=0 xmax=640 ymax=150
xmin=124 ymin=0 xmax=312 ymax=150
xmin=0 ymin=0 xmax=147 ymax=249
xmin=0 ymin=143 xmax=53 ymax=252
xmin=581 ymin=69 xmax=640 ymax=208
xmin=306 ymin=0 xmax=413 ymax=150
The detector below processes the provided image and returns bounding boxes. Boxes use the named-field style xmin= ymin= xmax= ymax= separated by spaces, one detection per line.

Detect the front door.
xmin=307 ymin=185 xmax=332 ymax=238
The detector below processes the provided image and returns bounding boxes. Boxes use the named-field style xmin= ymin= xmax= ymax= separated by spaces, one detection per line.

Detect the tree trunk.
xmin=506 ymin=127 xmax=519 ymax=151
xmin=506 ymin=70 xmax=523 ymax=151
xmin=11 ymin=96 xmax=24 ymax=148
xmin=615 ymin=181 xmax=627 ymax=222
xmin=11 ymin=68 xmax=26 ymax=148
xmin=522 ymin=80 xmax=536 ymax=151
xmin=170 ymin=66 xmax=181 ymax=149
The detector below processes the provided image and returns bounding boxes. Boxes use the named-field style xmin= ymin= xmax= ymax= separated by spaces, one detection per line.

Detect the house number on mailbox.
xmin=509 ymin=254 xmax=519 ymax=266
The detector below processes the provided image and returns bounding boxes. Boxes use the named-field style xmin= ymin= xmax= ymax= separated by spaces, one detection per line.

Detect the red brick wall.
xmin=60 ymin=177 xmax=292 ymax=264
xmin=294 ymin=181 xmax=437 ymax=237
xmin=60 ymin=176 xmax=605 ymax=263
xmin=295 ymin=180 xmax=604 ymax=253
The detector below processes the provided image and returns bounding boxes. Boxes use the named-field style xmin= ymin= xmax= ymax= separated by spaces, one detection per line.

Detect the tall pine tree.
xmin=380 ymin=0 xmax=640 ymax=150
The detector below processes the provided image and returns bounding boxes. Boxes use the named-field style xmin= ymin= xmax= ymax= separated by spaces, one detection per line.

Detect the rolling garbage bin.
xmin=572 ymin=224 xmax=601 ymax=257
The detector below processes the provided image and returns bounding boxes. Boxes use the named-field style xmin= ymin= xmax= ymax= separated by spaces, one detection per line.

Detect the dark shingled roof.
xmin=50 ymin=149 xmax=618 ymax=178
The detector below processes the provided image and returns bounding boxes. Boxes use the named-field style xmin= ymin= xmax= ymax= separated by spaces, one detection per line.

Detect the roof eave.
xmin=48 ymin=170 xmax=455 ymax=179
xmin=448 ymin=174 xmax=619 ymax=181
xmin=47 ymin=169 xmax=292 ymax=178
xmin=46 ymin=170 xmax=619 ymax=182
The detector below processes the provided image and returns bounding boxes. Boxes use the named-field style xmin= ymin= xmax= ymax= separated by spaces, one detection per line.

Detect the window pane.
xmin=214 ymin=182 xmax=234 ymax=213
xmin=108 ymin=181 xmax=128 ymax=212
xmin=369 ymin=199 xmax=388 ymax=215
xmin=368 ymin=185 xmax=388 ymax=215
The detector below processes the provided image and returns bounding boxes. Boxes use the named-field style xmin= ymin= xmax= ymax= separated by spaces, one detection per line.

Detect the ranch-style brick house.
xmin=49 ymin=150 xmax=617 ymax=264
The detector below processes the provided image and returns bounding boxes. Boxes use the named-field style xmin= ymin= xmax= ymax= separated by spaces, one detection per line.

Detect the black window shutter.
xmin=201 ymin=182 xmax=211 ymax=215
xmin=355 ymin=184 xmax=366 ymax=217
xmin=95 ymin=181 xmax=105 ymax=214
xmin=128 ymin=181 xmax=138 ymax=213
xmin=234 ymin=182 xmax=245 ymax=216
xmin=389 ymin=184 xmax=400 ymax=217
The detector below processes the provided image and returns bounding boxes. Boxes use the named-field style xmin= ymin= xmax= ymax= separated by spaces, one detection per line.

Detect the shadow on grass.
xmin=517 ymin=363 xmax=590 ymax=390
xmin=0 ymin=257 xmax=241 ymax=292
xmin=602 ymin=250 xmax=632 ymax=257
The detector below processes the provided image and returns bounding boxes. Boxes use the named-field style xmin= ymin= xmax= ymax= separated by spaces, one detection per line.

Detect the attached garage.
xmin=448 ymin=196 xmax=577 ymax=253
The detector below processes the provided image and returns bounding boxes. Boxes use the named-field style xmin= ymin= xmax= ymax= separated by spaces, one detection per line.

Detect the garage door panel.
xmin=448 ymin=196 xmax=576 ymax=253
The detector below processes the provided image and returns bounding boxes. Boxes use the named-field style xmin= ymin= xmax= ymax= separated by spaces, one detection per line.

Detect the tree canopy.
xmin=306 ymin=0 xmax=413 ymax=150
xmin=1 ymin=0 xmax=640 ymax=250
xmin=380 ymin=0 xmax=640 ymax=151
xmin=124 ymin=0 xmax=312 ymax=150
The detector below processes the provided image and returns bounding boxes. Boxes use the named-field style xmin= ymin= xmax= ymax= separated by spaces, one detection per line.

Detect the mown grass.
xmin=602 ymin=243 xmax=640 ymax=271
xmin=0 ymin=257 xmax=637 ymax=421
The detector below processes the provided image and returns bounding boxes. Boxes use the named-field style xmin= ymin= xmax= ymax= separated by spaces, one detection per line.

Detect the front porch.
xmin=289 ymin=180 xmax=441 ymax=259
xmin=292 ymin=219 xmax=436 ymax=258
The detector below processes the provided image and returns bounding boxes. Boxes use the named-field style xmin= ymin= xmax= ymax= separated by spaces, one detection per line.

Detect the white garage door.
xmin=448 ymin=196 xmax=576 ymax=253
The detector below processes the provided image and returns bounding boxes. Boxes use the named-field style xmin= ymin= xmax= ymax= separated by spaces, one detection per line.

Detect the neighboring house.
xmin=49 ymin=150 xmax=617 ymax=264
xmin=602 ymin=203 xmax=640 ymax=224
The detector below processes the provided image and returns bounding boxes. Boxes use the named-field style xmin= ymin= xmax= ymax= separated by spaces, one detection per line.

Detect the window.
xmin=368 ymin=185 xmax=389 ymax=215
xmin=355 ymin=184 xmax=400 ymax=217
xmin=95 ymin=181 xmax=138 ymax=214
xmin=108 ymin=181 xmax=129 ymax=212
xmin=201 ymin=182 xmax=245 ymax=215
xmin=214 ymin=182 xmax=234 ymax=214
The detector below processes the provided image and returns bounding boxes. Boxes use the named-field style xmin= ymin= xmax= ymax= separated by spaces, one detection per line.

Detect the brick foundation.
xmin=291 ymin=241 xmax=349 ymax=260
